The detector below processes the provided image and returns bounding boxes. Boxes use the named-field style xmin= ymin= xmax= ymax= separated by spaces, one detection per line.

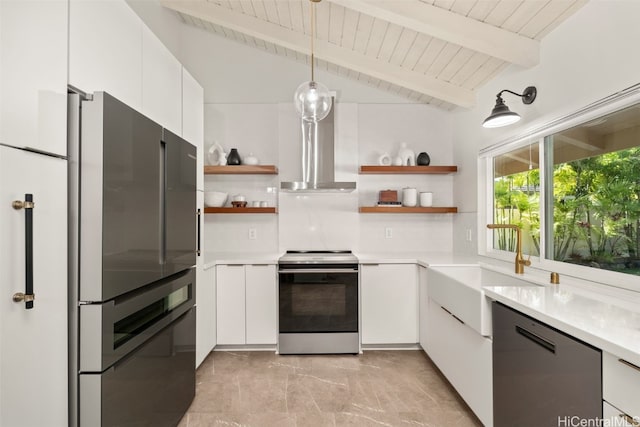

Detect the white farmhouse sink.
xmin=428 ymin=266 xmax=538 ymax=336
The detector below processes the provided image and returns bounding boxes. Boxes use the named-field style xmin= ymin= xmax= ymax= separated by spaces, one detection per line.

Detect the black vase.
xmin=226 ymin=148 xmax=241 ymax=165
xmin=417 ymin=152 xmax=431 ymax=166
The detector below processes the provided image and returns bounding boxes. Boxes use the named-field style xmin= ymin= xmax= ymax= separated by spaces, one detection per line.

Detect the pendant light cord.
xmin=310 ymin=0 xmax=315 ymax=82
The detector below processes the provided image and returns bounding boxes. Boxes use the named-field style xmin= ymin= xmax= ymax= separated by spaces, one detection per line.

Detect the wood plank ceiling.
xmin=161 ymin=0 xmax=586 ymax=110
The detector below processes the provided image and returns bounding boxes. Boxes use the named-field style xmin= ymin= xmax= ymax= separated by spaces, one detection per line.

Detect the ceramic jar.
xmin=402 ymin=187 xmax=418 ymax=207
xmin=417 ymin=152 xmax=431 ymax=166
xmin=419 ymin=192 xmax=433 ymax=207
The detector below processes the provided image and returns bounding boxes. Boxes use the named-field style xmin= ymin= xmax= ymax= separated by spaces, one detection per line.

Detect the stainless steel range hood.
xmin=281 ymin=101 xmax=356 ymax=193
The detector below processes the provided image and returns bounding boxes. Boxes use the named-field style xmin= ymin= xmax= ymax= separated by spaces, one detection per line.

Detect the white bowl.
xmin=204 ymin=191 xmax=228 ymax=207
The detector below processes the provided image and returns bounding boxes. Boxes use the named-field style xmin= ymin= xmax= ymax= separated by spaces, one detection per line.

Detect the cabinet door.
xmin=0 ymin=0 xmax=67 ymax=156
xmin=0 ymin=146 xmax=68 ymax=426
xmin=361 ymin=264 xmax=418 ymax=344
xmin=182 ymin=68 xmax=204 ymax=191
xmin=196 ymin=264 xmax=216 ymax=367
xmin=245 ymin=264 xmax=277 ymax=345
xmin=69 ymin=0 xmax=142 ymax=111
xmin=418 ymin=265 xmax=428 ymax=351
xmin=216 ymin=265 xmax=246 ymax=345
xmin=142 ymin=25 xmax=182 ymax=134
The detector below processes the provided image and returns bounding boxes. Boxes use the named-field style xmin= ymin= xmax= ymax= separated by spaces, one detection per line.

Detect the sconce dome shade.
xmin=482 ymin=97 xmax=521 ymax=128
xmin=294 ymin=80 xmax=332 ymax=122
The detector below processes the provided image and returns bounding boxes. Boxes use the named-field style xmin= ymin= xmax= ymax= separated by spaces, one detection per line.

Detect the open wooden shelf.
xmin=204 ymin=207 xmax=278 ymax=214
xmin=204 ymin=165 xmax=278 ymax=175
xmin=359 ymin=206 xmax=458 ymax=214
xmin=359 ymin=165 xmax=457 ymax=174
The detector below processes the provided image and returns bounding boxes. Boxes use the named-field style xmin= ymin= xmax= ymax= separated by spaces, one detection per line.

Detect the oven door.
xmin=79 ymin=268 xmax=195 ymax=373
xmin=278 ymin=264 xmax=358 ymax=334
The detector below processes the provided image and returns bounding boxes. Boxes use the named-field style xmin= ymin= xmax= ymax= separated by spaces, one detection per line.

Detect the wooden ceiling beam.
xmin=160 ymin=0 xmax=476 ymax=108
xmin=328 ymin=0 xmax=539 ymax=68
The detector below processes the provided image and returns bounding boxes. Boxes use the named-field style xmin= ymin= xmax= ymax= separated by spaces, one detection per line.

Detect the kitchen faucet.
xmin=487 ymin=224 xmax=531 ymax=274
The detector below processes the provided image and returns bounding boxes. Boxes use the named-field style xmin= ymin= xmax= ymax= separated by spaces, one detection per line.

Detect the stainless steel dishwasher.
xmin=493 ymin=302 xmax=602 ymax=427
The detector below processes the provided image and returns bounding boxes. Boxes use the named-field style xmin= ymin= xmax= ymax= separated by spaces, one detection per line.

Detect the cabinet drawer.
xmin=603 ymin=401 xmax=639 ymax=427
xmin=603 ymin=352 xmax=640 ymax=418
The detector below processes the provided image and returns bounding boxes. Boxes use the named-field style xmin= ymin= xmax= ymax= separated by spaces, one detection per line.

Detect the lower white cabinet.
xmin=425 ymin=298 xmax=492 ymax=426
xmin=196 ymin=265 xmax=216 ymax=367
xmin=603 ymin=401 xmax=638 ymax=427
xmin=418 ymin=265 xmax=428 ymax=350
xmin=216 ymin=264 xmax=277 ymax=345
xmin=361 ymin=263 xmax=418 ymax=345
xmin=603 ymin=351 xmax=640 ymax=421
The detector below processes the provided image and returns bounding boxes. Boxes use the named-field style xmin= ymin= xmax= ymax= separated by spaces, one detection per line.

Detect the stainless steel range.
xmin=278 ymin=251 xmax=359 ymax=354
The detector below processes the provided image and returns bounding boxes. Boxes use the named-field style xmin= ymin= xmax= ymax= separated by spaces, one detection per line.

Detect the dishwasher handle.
xmin=516 ymin=325 xmax=556 ymax=354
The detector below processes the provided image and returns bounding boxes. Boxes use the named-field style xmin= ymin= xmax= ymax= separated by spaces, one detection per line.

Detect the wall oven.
xmin=278 ymin=251 xmax=359 ymax=354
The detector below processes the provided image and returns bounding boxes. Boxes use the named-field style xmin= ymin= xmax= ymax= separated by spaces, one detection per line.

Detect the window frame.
xmin=478 ymin=84 xmax=640 ymax=292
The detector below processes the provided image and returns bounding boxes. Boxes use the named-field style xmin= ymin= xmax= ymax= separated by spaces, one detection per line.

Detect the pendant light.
xmin=483 ymin=86 xmax=537 ymax=128
xmin=293 ymin=0 xmax=332 ymax=122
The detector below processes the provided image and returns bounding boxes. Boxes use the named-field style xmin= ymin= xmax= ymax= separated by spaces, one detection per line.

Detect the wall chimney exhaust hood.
xmin=281 ymin=102 xmax=356 ymax=193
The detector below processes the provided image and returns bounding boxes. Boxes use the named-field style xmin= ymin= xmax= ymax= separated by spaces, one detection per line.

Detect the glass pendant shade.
xmin=294 ymin=80 xmax=332 ymax=122
xmin=482 ymin=97 xmax=521 ymax=128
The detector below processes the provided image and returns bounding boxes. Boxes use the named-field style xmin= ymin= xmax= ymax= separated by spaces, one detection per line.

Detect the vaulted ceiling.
xmin=160 ymin=0 xmax=587 ymax=110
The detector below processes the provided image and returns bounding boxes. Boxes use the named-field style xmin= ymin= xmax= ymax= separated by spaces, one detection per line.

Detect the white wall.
xmin=451 ymin=0 xmax=640 ymax=254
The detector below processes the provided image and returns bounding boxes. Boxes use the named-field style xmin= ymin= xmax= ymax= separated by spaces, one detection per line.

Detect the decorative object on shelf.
xmin=231 ymin=201 xmax=247 ymax=208
xmin=419 ymin=192 xmax=433 ymax=207
xmin=293 ymin=0 xmax=331 ymax=122
xmin=402 ymin=187 xmax=418 ymax=207
xmin=232 ymin=194 xmax=246 ymax=202
xmin=392 ymin=156 xmax=403 ymax=166
xmin=251 ymin=201 xmax=261 ymax=207
xmin=204 ymin=191 xmax=228 ymax=207
xmin=243 ymin=153 xmax=259 ymax=165
xmin=378 ymin=153 xmax=391 ymax=166
xmin=483 ymin=86 xmax=537 ymax=128
xmin=206 ymin=142 xmax=226 ymax=165
xmin=416 ymin=152 xmax=431 ymax=166
xmin=260 ymin=201 xmax=268 ymax=207
xmin=226 ymin=148 xmax=241 ymax=165
xmin=397 ymin=142 xmax=415 ymax=166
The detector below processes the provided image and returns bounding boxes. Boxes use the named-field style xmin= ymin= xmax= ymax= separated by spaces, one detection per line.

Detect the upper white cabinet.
xmin=182 ymin=68 xmax=204 ymax=191
xmin=0 ymin=0 xmax=67 ymax=156
xmin=141 ymin=25 xmax=182 ymax=136
xmin=69 ymin=0 xmax=142 ymax=111
xmin=361 ymin=263 xmax=418 ymax=344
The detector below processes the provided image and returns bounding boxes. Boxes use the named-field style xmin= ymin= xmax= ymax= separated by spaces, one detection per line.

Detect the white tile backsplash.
xmin=204 ymin=102 xmax=458 ymax=255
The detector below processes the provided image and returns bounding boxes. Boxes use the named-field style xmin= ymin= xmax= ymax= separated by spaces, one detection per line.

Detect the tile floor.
xmin=178 ymin=350 xmax=482 ymax=426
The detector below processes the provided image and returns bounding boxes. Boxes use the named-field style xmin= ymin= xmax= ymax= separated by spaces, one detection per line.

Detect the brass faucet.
xmin=487 ymin=224 xmax=531 ymax=274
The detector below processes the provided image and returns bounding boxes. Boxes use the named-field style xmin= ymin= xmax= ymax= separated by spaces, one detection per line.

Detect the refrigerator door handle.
xmin=12 ymin=194 xmax=35 ymax=309
xmin=196 ymin=208 xmax=201 ymax=256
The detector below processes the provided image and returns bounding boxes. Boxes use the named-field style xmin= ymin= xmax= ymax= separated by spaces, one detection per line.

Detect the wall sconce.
xmin=482 ymin=86 xmax=537 ymax=128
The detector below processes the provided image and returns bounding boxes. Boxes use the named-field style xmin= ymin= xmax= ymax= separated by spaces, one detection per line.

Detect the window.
xmin=484 ymin=87 xmax=640 ymax=286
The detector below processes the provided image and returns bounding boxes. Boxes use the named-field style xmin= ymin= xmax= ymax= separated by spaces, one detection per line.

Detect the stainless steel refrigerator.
xmin=68 ymin=91 xmax=197 ymax=426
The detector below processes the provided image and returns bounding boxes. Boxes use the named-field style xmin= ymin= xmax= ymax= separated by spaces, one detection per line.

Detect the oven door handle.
xmin=278 ymin=268 xmax=358 ymax=274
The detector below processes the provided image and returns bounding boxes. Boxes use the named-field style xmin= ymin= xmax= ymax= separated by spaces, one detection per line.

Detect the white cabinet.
xmin=69 ymin=0 xmax=142 ymax=111
xmin=216 ymin=264 xmax=277 ymax=345
xmin=418 ymin=265 xmax=428 ymax=350
xmin=0 ymin=146 xmax=68 ymax=426
xmin=603 ymin=401 xmax=637 ymax=427
xmin=196 ymin=264 xmax=216 ymax=367
xmin=425 ymin=298 xmax=492 ymax=426
xmin=245 ymin=265 xmax=278 ymax=344
xmin=182 ymin=68 xmax=204 ymax=191
xmin=361 ymin=264 xmax=418 ymax=345
xmin=0 ymin=0 xmax=67 ymax=156
xmin=603 ymin=352 xmax=640 ymax=420
xmin=141 ymin=25 xmax=182 ymax=135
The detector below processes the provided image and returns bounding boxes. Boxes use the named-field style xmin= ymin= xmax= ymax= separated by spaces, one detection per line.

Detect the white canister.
xmin=402 ymin=187 xmax=418 ymax=207
xmin=419 ymin=192 xmax=433 ymax=207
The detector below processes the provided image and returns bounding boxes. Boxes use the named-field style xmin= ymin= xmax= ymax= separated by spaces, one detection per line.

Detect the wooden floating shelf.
xmin=359 ymin=206 xmax=458 ymax=214
xmin=204 ymin=165 xmax=278 ymax=175
xmin=204 ymin=207 xmax=278 ymax=214
xmin=359 ymin=165 xmax=457 ymax=174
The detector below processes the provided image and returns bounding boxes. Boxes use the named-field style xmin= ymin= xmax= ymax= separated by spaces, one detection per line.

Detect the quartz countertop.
xmin=355 ymin=251 xmax=479 ymax=266
xmin=484 ymin=282 xmax=640 ymax=367
xmin=203 ymin=252 xmax=282 ymax=269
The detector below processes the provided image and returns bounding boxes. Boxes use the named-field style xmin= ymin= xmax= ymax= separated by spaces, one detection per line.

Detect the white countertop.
xmin=484 ymin=282 xmax=640 ymax=367
xmin=203 ymin=252 xmax=282 ymax=269
xmin=355 ymin=251 xmax=479 ymax=266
